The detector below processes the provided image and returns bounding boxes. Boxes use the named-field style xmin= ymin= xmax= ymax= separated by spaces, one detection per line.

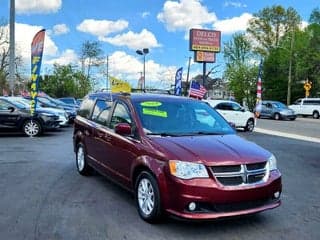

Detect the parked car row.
xmin=0 ymin=95 xmax=78 ymax=137
xmin=202 ymin=97 xmax=319 ymax=132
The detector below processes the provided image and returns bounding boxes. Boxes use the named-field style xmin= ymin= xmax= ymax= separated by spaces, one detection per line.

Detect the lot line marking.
xmin=254 ymin=127 xmax=320 ymax=144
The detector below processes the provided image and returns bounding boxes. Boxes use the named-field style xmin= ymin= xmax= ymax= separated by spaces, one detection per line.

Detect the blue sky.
xmin=0 ymin=0 xmax=318 ymax=89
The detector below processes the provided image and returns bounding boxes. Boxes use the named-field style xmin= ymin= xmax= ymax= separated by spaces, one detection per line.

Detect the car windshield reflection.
xmin=133 ymin=99 xmax=235 ymax=136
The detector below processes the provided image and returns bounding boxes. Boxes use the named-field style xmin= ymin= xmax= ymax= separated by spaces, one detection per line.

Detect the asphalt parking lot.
xmin=0 ymin=124 xmax=319 ymax=240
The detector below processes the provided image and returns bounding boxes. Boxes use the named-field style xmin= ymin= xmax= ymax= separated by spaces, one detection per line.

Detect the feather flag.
xmin=174 ymin=67 xmax=183 ymax=96
xmin=30 ymin=29 xmax=45 ymax=116
xmin=255 ymin=60 xmax=263 ymax=117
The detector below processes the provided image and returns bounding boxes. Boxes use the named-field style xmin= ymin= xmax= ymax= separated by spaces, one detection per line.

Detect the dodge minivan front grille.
xmin=211 ymin=162 xmax=268 ymax=186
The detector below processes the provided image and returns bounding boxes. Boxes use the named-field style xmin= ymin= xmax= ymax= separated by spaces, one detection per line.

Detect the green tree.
xmin=247 ymin=5 xmax=301 ymax=56
xmin=263 ymin=18 xmax=320 ymax=102
xmin=40 ymin=64 xmax=92 ymax=98
xmin=309 ymin=7 xmax=320 ymax=24
xmin=223 ymin=33 xmax=258 ymax=111
xmin=80 ymin=40 xmax=104 ymax=80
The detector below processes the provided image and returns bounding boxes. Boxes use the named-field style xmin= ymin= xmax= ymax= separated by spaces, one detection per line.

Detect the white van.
xmin=288 ymin=98 xmax=320 ymax=119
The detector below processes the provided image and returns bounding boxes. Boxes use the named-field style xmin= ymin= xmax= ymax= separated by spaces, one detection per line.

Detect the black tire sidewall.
xmin=135 ymin=171 xmax=162 ymax=223
xmin=245 ymin=119 xmax=254 ymax=132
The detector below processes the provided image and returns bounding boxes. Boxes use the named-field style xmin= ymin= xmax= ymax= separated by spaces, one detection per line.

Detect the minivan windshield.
xmin=272 ymin=102 xmax=288 ymax=109
xmin=133 ymin=98 xmax=235 ymax=136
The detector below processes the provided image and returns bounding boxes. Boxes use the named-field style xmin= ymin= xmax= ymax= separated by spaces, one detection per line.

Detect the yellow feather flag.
xmin=110 ymin=76 xmax=131 ymax=93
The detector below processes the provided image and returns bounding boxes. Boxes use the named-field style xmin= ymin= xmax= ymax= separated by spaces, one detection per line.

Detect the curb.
xmin=254 ymin=127 xmax=320 ymax=144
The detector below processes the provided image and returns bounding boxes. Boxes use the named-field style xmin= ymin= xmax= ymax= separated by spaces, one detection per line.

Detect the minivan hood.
xmin=150 ymin=134 xmax=270 ymax=165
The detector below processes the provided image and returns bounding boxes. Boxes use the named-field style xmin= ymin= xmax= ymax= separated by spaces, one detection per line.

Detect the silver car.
xmin=260 ymin=101 xmax=296 ymax=120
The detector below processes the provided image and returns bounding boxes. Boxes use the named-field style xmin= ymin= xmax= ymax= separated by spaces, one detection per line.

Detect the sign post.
xmin=189 ymin=29 xmax=221 ymax=87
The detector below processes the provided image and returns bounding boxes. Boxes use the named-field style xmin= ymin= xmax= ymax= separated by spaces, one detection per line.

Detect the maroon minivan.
xmin=73 ymin=92 xmax=281 ymax=223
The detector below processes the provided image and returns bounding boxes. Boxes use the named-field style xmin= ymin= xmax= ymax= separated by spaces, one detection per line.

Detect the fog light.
xmin=274 ymin=191 xmax=280 ymax=199
xmin=188 ymin=202 xmax=196 ymax=211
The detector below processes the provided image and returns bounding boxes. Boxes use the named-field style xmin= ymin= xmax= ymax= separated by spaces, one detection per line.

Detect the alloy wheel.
xmin=77 ymin=146 xmax=85 ymax=172
xmin=137 ymin=178 xmax=155 ymax=216
xmin=24 ymin=120 xmax=40 ymax=137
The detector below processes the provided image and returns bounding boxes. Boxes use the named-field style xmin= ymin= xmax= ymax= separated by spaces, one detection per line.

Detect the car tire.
xmin=76 ymin=143 xmax=92 ymax=176
xmin=274 ymin=113 xmax=280 ymax=120
xmin=312 ymin=111 xmax=319 ymax=119
xmin=245 ymin=119 xmax=255 ymax=132
xmin=135 ymin=171 xmax=162 ymax=223
xmin=23 ymin=119 xmax=42 ymax=137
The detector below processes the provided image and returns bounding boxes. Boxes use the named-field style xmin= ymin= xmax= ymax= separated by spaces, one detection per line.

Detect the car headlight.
xmin=268 ymin=154 xmax=277 ymax=171
xmin=169 ymin=160 xmax=209 ymax=179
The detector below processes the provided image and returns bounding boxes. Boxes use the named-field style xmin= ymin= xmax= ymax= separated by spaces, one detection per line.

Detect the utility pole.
xmin=185 ymin=56 xmax=191 ymax=96
xmin=106 ymin=55 xmax=109 ymax=90
xmin=9 ymin=0 xmax=15 ymax=95
xmin=287 ymin=30 xmax=294 ymax=105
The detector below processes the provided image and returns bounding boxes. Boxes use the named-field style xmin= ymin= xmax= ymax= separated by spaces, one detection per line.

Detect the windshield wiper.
xmin=146 ymin=132 xmax=180 ymax=137
xmin=193 ymin=131 xmax=223 ymax=135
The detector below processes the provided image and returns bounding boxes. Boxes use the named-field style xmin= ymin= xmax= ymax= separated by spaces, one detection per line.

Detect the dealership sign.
xmin=189 ymin=29 xmax=221 ymax=52
xmin=194 ymin=51 xmax=216 ymax=63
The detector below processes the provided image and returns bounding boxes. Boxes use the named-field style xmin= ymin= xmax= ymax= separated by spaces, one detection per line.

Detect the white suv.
xmin=204 ymin=99 xmax=255 ymax=131
xmin=288 ymin=98 xmax=320 ymax=119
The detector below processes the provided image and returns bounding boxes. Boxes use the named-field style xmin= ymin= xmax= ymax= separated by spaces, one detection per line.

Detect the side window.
xmin=0 ymin=100 xmax=11 ymax=111
xmin=224 ymin=103 xmax=233 ymax=111
xmin=78 ymin=97 xmax=95 ymax=119
xmin=293 ymin=99 xmax=301 ymax=105
xmin=216 ymin=103 xmax=229 ymax=110
xmin=231 ymin=103 xmax=241 ymax=111
xmin=215 ymin=103 xmax=223 ymax=110
xmin=110 ymin=102 xmax=132 ymax=129
xmin=91 ymin=99 xmax=112 ymax=125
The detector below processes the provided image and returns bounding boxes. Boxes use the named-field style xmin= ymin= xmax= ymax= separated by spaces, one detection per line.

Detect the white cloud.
xmin=45 ymin=49 xmax=78 ymax=65
xmin=52 ymin=24 xmax=69 ymax=35
xmin=16 ymin=0 xmax=62 ymax=14
xmin=0 ymin=23 xmax=59 ymax=74
xmin=101 ymin=29 xmax=161 ymax=50
xmin=77 ymin=19 xmax=128 ymax=38
xmin=142 ymin=12 xmax=150 ymax=18
xmin=14 ymin=23 xmax=58 ymax=63
xmin=214 ymin=13 xmax=253 ymax=34
xmin=224 ymin=1 xmax=247 ymax=8
xmin=104 ymin=51 xmax=178 ymax=89
xmin=157 ymin=0 xmax=217 ymax=32
xmin=300 ymin=21 xmax=309 ymax=30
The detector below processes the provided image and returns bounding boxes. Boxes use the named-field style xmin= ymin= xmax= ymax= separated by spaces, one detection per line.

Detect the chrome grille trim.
xmin=211 ymin=162 xmax=268 ymax=186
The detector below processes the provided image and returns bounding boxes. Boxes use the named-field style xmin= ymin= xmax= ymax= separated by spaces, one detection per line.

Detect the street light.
xmin=136 ymin=48 xmax=149 ymax=90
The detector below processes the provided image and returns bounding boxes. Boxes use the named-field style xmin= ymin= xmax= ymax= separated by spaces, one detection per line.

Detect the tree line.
xmin=223 ymin=6 xmax=320 ymax=111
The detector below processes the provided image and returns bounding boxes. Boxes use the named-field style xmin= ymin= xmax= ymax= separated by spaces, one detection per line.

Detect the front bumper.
xmin=162 ymin=170 xmax=282 ymax=220
xmin=281 ymin=113 xmax=297 ymax=120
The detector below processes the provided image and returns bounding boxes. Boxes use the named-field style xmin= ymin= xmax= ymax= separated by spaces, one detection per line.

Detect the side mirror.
xmin=7 ymin=106 xmax=15 ymax=112
xmin=115 ymin=123 xmax=132 ymax=136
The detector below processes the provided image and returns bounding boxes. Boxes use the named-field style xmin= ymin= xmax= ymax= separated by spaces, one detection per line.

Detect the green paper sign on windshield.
xmin=140 ymin=101 xmax=162 ymax=107
xmin=142 ymin=108 xmax=167 ymax=118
